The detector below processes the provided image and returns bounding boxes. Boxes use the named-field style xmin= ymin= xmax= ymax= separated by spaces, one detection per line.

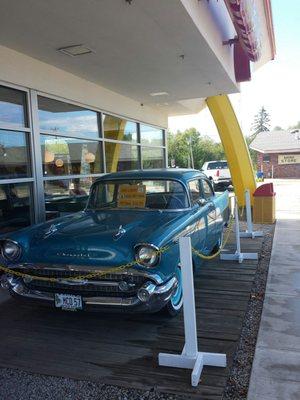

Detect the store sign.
xmin=278 ymin=154 xmax=300 ymax=165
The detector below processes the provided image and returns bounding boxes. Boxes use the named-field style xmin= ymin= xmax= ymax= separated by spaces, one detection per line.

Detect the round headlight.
xmin=1 ymin=240 xmax=21 ymax=261
xmin=135 ymin=244 xmax=159 ymax=267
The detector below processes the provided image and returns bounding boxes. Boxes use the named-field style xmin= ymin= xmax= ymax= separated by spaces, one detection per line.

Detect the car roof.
xmin=206 ymin=160 xmax=227 ymax=163
xmin=95 ymin=168 xmax=206 ymax=184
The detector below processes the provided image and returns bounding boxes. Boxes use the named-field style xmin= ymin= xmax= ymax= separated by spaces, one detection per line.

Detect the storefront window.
xmin=140 ymin=124 xmax=163 ymax=146
xmin=38 ymin=96 xmax=99 ymax=138
xmin=0 ymin=130 xmax=31 ymax=179
xmin=0 ymin=182 xmax=33 ymax=233
xmin=0 ymin=85 xmax=27 ymax=128
xmin=105 ymin=142 xmax=139 ymax=172
xmin=142 ymin=147 xmax=164 ymax=169
xmin=0 ymin=84 xmax=166 ymax=230
xmin=103 ymin=114 xmax=137 ymax=143
xmin=40 ymin=135 xmax=102 ymax=176
xmin=44 ymin=177 xmax=95 ymax=220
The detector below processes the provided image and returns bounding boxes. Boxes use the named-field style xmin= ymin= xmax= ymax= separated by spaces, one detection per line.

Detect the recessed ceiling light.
xmin=150 ymin=92 xmax=169 ymax=97
xmin=58 ymin=45 xmax=94 ymax=57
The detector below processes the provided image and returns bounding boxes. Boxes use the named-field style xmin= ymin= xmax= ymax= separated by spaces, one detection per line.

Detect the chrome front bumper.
xmin=2 ymin=274 xmax=178 ymax=313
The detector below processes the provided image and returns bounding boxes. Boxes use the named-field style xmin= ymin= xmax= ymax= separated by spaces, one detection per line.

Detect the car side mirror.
xmin=197 ymin=198 xmax=207 ymax=207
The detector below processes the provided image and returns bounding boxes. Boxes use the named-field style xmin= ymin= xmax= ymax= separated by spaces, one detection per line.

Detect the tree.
xmin=245 ymin=136 xmax=257 ymax=168
xmin=250 ymin=106 xmax=271 ymax=139
xmin=168 ymin=128 xmax=225 ymax=169
xmin=273 ymin=125 xmax=283 ymax=131
xmin=289 ymin=121 xmax=300 ymax=130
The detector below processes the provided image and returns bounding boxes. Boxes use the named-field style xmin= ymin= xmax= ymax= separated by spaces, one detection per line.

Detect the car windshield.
xmin=207 ymin=161 xmax=228 ymax=170
xmin=87 ymin=179 xmax=189 ymax=210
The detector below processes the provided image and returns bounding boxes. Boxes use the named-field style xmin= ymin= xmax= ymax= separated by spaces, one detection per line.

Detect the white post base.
xmin=159 ymin=350 xmax=226 ymax=387
xmin=158 ymin=237 xmax=226 ymax=387
xmin=220 ymin=250 xmax=258 ymax=263
xmin=239 ymin=189 xmax=264 ymax=239
xmin=220 ymin=196 xmax=258 ymax=264
xmin=240 ymin=230 xmax=263 ymax=238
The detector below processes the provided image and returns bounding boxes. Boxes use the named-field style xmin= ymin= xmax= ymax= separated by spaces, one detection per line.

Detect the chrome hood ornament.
xmin=43 ymin=224 xmax=58 ymax=238
xmin=113 ymin=225 xmax=126 ymax=240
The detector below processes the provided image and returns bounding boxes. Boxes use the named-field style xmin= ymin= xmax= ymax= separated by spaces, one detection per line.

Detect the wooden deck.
xmin=0 ymin=225 xmax=269 ymax=399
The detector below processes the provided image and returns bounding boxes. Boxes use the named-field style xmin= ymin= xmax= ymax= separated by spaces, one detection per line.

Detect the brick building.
xmin=250 ymin=130 xmax=300 ymax=178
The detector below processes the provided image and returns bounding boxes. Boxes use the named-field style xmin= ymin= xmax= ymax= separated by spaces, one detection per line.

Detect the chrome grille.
xmin=16 ymin=268 xmax=146 ymax=297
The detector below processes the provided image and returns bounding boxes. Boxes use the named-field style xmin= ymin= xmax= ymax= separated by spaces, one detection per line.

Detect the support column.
xmin=206 ymin=95 xmax=256 ymax=206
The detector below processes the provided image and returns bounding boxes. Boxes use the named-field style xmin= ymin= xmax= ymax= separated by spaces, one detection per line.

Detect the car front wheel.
xmin=211 ymin=229 xmax=224 ymax=255
xmin=164 ymin=266 xmax=183 ymax=317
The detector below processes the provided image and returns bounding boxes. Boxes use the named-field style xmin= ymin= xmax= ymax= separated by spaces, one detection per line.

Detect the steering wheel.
xmin=168 ymin=195 xmax=185 ymax=209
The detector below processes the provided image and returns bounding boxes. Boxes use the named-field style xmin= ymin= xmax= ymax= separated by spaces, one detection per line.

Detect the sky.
xmin=168 ymin=0 xmax=300 ymax=142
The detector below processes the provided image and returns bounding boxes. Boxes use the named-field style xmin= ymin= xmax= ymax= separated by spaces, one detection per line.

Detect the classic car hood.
xmin=19 ymin=210 xmax=188 ymax=266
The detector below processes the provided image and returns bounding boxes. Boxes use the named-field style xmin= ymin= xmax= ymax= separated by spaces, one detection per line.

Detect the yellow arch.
xmin=206 ymin=95 xmax=256 ymax=206
xmin=103 ymin=116 xmax=127 ymax=173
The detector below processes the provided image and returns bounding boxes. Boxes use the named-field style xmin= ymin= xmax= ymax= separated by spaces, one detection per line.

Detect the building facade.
xmin=250 ymin=130 xmax=300 ymax=178
xmin=256 ymin=152 xmax=300 ymax=178
xmin=0 ymin=0 xmax=275 ymax=233
xmin=0 ymin=82 xmax=167 ymax=233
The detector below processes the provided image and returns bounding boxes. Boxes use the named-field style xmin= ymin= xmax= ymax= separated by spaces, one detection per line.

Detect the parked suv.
xmin=201 ymin=160 xmax=232 ymax=191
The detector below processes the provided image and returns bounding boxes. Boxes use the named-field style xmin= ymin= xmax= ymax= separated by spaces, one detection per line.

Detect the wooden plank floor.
xmin=0 ymin=224 xmax=269 ymax=399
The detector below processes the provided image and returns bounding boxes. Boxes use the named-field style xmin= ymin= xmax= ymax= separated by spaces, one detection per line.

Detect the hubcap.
xmin=171 ymin=266 xmax=183 ymax=310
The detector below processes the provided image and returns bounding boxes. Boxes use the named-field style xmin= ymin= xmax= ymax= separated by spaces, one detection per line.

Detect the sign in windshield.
xmin=88 ymin=179 xmax=189 ymax=210
xmin=117 ymin=184 xmax=146 ymax=208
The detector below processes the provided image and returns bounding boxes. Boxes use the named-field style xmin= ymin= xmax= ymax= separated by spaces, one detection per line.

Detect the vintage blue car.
xmin=0 ymin=169 xmax=229 ymax=316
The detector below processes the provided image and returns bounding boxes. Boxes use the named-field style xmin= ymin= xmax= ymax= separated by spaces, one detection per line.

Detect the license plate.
xmin=54 ymin=293 xmax=83 ymax=311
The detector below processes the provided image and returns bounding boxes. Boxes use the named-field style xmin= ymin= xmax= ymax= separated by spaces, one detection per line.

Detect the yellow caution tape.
xmin=192 ymin=215 xmax=234 ymax=260
xmin=0 ymin=218 xmax=233 ymax=282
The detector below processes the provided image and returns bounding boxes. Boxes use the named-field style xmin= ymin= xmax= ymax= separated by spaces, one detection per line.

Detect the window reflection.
xmin=188 ymin=180 xmax=200 ymax=204
xmin=201 ymin=179 xmax=213 ymax=198
xmin=103 ymin=114 xmax=137 ymax=143
xmin=44 ymin=177 xmax=95 ymax=220
xmin=38 ymin=96 xmax=99 ymax=138
xmin=0 ymin=86 xmax=27 ymax=128
xmin=40 ymin=135 xmax=102 ymax=176
xmin=142 ymin=147 xmax=164 ymax=169
xmin=140 ymin=124 xmax=163 ymax=146
xmin=0 ymin=130 xmax=31 ymax=179
xmin=0 ymin=183 xmax=33 ymax=233
xmin=105 ymin=142 xmax=139 ymax=172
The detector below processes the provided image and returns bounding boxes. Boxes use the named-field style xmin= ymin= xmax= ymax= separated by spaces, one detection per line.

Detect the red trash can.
xmin=253 ymin=183 xmax=276 ymax=224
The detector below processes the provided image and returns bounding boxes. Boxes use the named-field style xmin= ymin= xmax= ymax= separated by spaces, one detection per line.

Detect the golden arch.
xmin=206 ymin=95 xmax=256 ymax=206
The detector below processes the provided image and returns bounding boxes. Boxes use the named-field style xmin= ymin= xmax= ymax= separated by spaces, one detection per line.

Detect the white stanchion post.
xmin=230 ymin=194 xmax=235 ymax=218
xmin=235 ymin=201 xmax=242 ymax=258
xmin=220 ymin=196 xmax=258 ymax=263
xmin=240 ymin=189 xmax=263 ymax=238
xmin=158 ymin=236 xmax=226 ymax=387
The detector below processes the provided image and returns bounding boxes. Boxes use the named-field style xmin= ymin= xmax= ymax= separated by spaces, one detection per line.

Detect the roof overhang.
xmin=250 ymin=147 xmax=300 ymax=154
xmin=0 ymin=0 xmax=242 ymax=117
